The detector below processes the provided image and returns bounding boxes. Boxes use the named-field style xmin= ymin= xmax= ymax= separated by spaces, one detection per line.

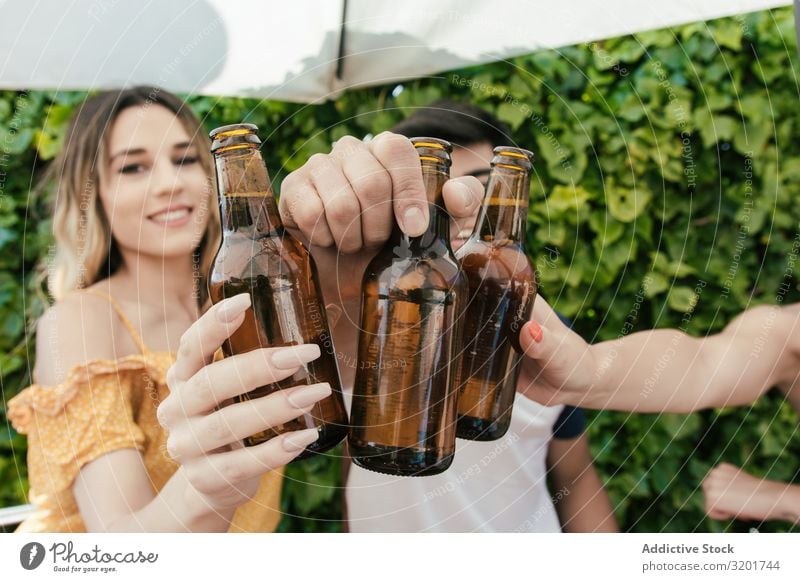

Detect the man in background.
xmin=344 ymin=100 xmax=618 ymax=532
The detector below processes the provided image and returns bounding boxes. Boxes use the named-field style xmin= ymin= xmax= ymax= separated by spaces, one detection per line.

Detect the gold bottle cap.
xmin=491 ymin=146 xmax=534 ymax=172
xmin=209 ymin=123 xmax=261 ymax=153
xmin=411 ymin=136 xmax=452 ymax=165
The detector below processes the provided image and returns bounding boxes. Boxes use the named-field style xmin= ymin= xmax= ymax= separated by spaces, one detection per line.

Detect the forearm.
xmin=584 ymin=329 xmax=720 ymax=412
xmin=104 ymin=467 xmax=236 ymax=532
xmin=546 ymin=434 xmax=618 ymax=532
xmin=771 ymin=482 xmax=800 ymax=525
xmin=552 ymin=470 xmax=618 ymax=533
xmin=583 ymin=306 xmax=798 ymax=413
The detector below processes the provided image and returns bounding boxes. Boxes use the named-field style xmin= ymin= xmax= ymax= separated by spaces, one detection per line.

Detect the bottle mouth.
xmin=209 ymin=123 xmax=258 ymax=139
xmin=411 ymin=136 xmax=452 ymax=166
xmin=491 ymin=146 xmax=534 ymax=172
xmin=210 ymin=123 xmax=261 ymax=153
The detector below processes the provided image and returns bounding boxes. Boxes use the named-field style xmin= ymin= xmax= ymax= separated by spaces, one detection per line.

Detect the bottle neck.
xmin=476 ymin=167 xmax=530 ymax=244
xmin=214 ymin=148 xmax=282 ymax=237
xmin=219 ymin=195 xmax=283 ymax=237
xmin=392 ymin=162 xmax=451 ymax=252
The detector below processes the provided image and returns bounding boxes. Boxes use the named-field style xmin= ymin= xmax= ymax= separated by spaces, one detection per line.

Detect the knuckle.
xmin=183 ymin=462 xmax=207 ymax=491
xmin=325 ymin=195 xmax=361 ymax=225
xmin=156 ymin=401 xmax=172 ymax=427
xmin=201 ymin=414 xmax=228 ymax=445
xmin=277 ymin=192 xmax=291 ymax=216
xmin=279 ymin=170 xmax=300 ymax=194
xmin=307 ymin=152 xmax=329 ymax=165
xmin=218 ymin=459 xmax=246 ymax=484
xmin=165 ymin=433 xmax=181 ymax=460
xmin=351 ymin=171 xmax=392 ymax=205
xmin=306 ymin=153 xmax=334 ymax=175
xmin=335 ymin=135 xmax=363 ymax=149
xmin=373 ymin=132 xmax=411 ymax=158
xmin=165 ymin=365 xmax=179 ymax=388
xmin=177 ymin=331 xmax=192 ymax=360
xmin=189 ymin=371 xmax=216 ymax=409
xmin=332 ymin=136 xmax=366 ymax=162
xmin=292 ymin=197 xmax=324 ymax=230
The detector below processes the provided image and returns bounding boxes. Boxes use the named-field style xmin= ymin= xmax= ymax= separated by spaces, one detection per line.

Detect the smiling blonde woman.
xmin=8 ymin=87 xmax=328 ymax=532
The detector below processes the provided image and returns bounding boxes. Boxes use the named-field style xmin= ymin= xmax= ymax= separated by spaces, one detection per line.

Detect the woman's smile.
xmin=147 ymin=204 xmax=194 ymax=227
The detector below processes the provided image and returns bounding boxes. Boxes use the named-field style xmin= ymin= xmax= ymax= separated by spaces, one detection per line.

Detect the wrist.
xmin=585 ymin=344 xmax=613 ymax=408
xmin=178 ymin=467 xmax=237 ymax=531
xmin=772 ymin=482 xmax=800 ymax=524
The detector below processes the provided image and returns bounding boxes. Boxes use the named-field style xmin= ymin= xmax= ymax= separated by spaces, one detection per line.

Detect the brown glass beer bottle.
xmin=207 ymin=123 xmax=348 ymax=459
xmin=454 ymin=147 xmax=537 ymax=441
xmin=348 ymin=137 xmax=467 ymax=477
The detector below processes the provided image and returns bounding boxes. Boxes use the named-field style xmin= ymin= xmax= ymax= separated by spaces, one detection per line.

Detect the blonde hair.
xmin=40 ymin=86 xmax=220 ymax=307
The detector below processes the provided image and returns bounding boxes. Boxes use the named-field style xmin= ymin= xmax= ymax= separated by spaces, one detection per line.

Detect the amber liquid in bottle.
xmin=454 ymin=147 xmax=537 ymax=441
xmin=349 ymin=138 xmax=467 ymax=476
xmin=207 ymin=124 xmax=348 ymax=459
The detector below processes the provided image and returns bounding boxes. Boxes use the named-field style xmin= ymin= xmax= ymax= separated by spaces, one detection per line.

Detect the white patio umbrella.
xmin=0 ymin=0 xmax=792 ymax=103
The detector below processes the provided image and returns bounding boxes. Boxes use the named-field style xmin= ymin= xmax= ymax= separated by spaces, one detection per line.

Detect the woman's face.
xmin=100 ymin=104 xmax=212 ymax=262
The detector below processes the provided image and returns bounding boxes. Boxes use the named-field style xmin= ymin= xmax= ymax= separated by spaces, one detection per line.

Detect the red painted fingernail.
xmin=527 ymin=321 xmax=543 ymax=343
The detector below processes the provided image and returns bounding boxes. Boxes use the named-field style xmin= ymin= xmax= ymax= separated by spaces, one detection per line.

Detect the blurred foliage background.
xmin=1 ymin=7 xmax=799 ymax=532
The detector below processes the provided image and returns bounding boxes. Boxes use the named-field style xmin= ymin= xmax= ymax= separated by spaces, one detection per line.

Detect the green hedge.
xmin=1 ymin=7 xmax=798 ymax=532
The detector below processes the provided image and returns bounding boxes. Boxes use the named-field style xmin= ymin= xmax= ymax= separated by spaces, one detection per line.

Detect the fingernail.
xmin=528 ymin=321 xmax=543 ymax=343
xmin=282 ymin=428 xmax=320 ymax=453
xmin=217 ymin=293 xmax=251 ymax=323
xmin=403 ymin=206 xmax=427 ymax=236
xmin=286 ymin=382 xmax=332 ymax=408
xmin=271 ymin=344 xmax=321 ymax=369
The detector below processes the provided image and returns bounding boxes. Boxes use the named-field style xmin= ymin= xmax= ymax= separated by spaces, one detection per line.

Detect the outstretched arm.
xmin=518 ymin=298 xmax=800 ymax=413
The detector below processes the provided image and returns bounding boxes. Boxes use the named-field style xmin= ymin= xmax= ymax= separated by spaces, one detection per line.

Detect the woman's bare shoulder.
xmin=34 ymin=285 xmax=123 ymax=385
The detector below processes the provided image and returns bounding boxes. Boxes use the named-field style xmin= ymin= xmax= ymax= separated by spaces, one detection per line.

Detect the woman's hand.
xmin=157 ymin=293 xmax=330 ymax=513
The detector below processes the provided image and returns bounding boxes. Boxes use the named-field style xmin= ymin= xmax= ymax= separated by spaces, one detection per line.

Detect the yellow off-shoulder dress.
xmin=7 ymin=289 xmax=284 ymax=533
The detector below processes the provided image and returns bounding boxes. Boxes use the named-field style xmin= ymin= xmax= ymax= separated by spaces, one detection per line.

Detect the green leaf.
xmin=546 ymin=184 xmax=592 ymax=213
xmin=589 ymin=211 xmax=625 ymax=246
xmin=737 ymin=94 xmax=771 ymax=122
xmin=34 ymin=130 xmax=64 ymax=160
xmin=694 ymin=109 xmax=735 ymax=148
xmin=733 ymin=121 xmax=771 ymax=154
xmin=711 ymin=20 xmax=743 ymax=50
xmin=605 ymin=182 xmax=651 ymax=223
xmin=496 ymin=102 xmax=528 ymax=130
xmin=659 ymin=413 xmax=700 ymax=439
xmin=643 ymin=272 xmax=669 ymax=298
xmin=0 ymin=127 xmax=33 ymax=154
xmin=667 ymin=286 xmax=698 ymax=312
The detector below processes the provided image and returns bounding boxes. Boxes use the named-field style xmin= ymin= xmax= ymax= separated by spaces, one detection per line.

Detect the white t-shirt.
xmin=346 ymin=393 xmax=564 ymax=532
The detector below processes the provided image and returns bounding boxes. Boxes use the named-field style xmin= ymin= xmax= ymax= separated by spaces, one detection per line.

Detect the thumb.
xmin=516 ymin=319 xmax=565 ymax=406
xmin=517 ymin=313 xmax=597 ymax=408
xmin=519 ymin=319 xmax=556 ymax=364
